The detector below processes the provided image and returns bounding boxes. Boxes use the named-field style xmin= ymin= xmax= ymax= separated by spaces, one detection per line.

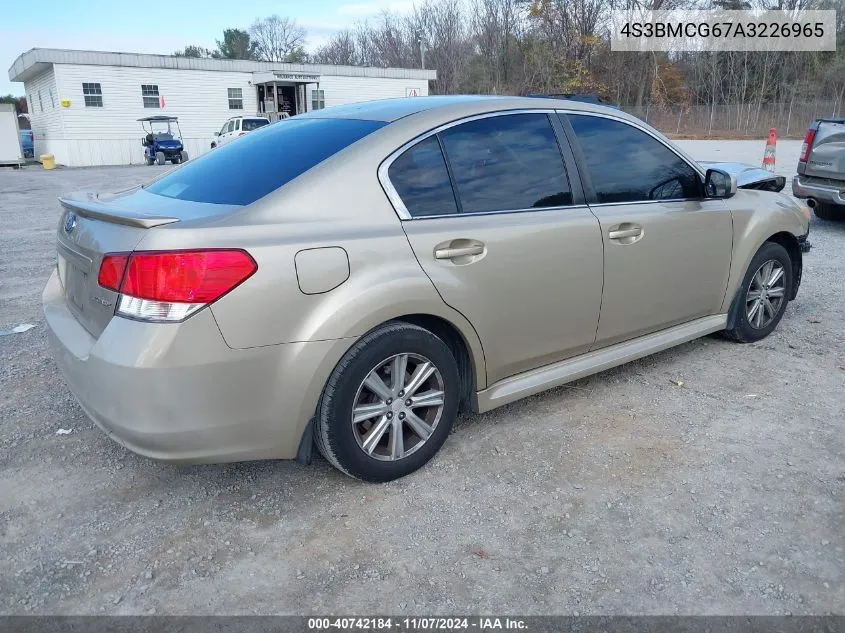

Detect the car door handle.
xmin=434 ymin=244 xmax=485 ymax=259
xmin=608 ymin=227 xmax=643 ymax=240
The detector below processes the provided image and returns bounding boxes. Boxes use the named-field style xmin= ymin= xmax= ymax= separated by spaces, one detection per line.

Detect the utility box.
xmin=0 ymin=104 xmax=24 ymax=167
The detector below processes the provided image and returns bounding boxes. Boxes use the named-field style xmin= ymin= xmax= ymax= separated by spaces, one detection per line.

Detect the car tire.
xmin=210 ymin=142 xmax=216 ymax=149
xmin=724 ymin=241 xmax=792 ymax=343
xmin=145 ymin=155 xmax=154 ymax=166
xmin=155 ymin=151 xmax=166 ymax=166
xmin=315 ymin=321 xmax=460 ymax=482
xmin=812 ymin=202 xmax=842 ymax=221
xmin=180 ymin=151 xmax=189 ymax=163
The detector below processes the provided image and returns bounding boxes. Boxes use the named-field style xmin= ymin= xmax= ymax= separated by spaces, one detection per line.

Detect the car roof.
xmin=296 ymin=95 xmax=632 ymax=123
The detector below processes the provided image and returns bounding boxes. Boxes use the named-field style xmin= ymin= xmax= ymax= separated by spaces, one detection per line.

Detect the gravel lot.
xmin=1 ymin=140 xmax=843 ymax=615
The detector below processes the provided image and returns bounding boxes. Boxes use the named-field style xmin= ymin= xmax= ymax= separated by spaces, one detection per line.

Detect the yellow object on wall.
xmin=60 ymin=99 xmax=71 ymax=108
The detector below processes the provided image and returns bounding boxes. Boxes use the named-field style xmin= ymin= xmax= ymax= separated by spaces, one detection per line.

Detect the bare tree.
xmin=313 ymin=30 xmax=358 ymax=65
xmin=249 ymin=15 xmax=307 ymax=62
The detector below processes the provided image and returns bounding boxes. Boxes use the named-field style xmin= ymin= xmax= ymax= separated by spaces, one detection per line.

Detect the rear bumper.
xmin=792 ymin=174 xmax=845 ymax=205
xmin=43 ymin=270 xmax=351 ymax=463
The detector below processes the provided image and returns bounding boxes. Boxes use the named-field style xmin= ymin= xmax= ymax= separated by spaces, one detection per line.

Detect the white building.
xmin=8 ymin=48 xmax=436 ymax=167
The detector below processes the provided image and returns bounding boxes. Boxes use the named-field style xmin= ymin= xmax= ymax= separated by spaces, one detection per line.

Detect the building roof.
xmin=8 ymin=48 xmax=438 ymax=83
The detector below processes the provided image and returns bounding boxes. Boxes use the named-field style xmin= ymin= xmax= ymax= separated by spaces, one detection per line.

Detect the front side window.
xmin=439 ymin=113 xmax=572 ymax=213
xmin=146 ymin=118 xmax=385 ymax=206
xmin=312 ymin=89 xmax=326 ymax=111
xmin=567 ymin=115 xmax=701 ymax=203
xmin=82 ymin=83 xmax=103 ymax=107
xmin=388 ymin=136 xmax=458 ymax=218
xmin=228 ymin=88 xmax=243 ymax=110
xmin=141 ymin=84 xmax=160 ymax=108
xmin=225 ymin=120 xmax=235 ymax=134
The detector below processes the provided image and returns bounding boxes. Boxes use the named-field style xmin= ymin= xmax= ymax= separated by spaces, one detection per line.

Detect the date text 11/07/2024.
xmin=307 ymin=618 xmax=528 ymax=630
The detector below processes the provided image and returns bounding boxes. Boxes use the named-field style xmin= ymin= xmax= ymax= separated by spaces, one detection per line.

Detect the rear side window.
xmin=567 ymin=115 xmax=701 ymax=203
xmin=147 ymin=118 xmax=385 ymax=205
xmin=388 ymin=136 xmax=458 ymax=217
xmin=242 ymin=119 xmax=269 ymax=132
xmin=439 ymin=113 xmax=572 ymax=213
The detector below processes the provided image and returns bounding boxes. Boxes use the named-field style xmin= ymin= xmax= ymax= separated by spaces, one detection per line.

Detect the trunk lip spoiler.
xmin=58 ymin=197 xmax=180 ymax=229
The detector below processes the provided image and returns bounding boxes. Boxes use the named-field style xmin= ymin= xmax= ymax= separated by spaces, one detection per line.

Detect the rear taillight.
xmin=800 ymin=129 xmax=816 ymax=162
xmin=97 ymin=249 xmax=257 ymax=322
xmin=97 ymin=254 xmax=129 ymax=291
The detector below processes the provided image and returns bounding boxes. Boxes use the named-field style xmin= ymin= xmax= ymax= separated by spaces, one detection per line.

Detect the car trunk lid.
xmin=56 ymin=188 xmax=246 ymax=338
xmin=56 ymin=189 xmax=198 ymax=338
xmin=800 ymin=119 xmax=845 ymax=181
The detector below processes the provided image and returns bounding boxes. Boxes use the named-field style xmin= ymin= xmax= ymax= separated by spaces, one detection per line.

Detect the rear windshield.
xmin=146 ymin=118 xmax=386 ymax=205
xmin=242 ymin=118 xmax=269 ymax=131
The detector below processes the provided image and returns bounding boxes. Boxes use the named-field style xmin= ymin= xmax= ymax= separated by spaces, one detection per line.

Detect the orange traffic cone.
xmin=762 ymin=128 xmax=777 ymax=173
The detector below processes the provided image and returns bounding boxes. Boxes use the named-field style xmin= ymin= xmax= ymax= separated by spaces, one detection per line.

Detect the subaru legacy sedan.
xmin=44 ymin=96 xmax=811 ymax=481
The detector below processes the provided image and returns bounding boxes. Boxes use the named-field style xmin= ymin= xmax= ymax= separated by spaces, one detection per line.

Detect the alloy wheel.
xmin=351 ymin=353 xmax=445 ymax=461
xmin=745 ymin=259 xmax=786 ymax=329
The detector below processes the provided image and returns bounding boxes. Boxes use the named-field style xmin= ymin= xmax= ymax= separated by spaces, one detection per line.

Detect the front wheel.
xmin=315 ymin=322 xmax=460 ymax=481
xmin=724 ymin=242 xmax=792 ymax=343
xmin=155 ymin=151 xmax=166 ymax=166
xmin=145 ymin=154 xmax=154 ymax=166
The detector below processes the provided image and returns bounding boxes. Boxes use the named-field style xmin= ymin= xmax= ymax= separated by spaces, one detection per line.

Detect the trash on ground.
xmin=808 ymin=317 xmax=822 ymax=324
xmin=671 ymin=379 xmax=685 ymax=387
xmin=55 ymin=428 xmax=74 ymax=435
xmin=0 ymin=323 xmax=35 ymax=336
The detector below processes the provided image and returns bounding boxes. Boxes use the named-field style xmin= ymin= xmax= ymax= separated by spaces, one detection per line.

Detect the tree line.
xmin=183 ymin=0 xmax=845 ymax=135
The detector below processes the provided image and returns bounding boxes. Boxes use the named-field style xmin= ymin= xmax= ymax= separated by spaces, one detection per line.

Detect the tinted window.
xmin=388 ymin=136 xmax=457 ymax=217
xmin=147 ymin=118 xmax=385 ymax=205
xmin=439 ymin=113 xmax=572 ymax=213
xmin=242 ymin=119 xmax=269 ymax=131
xmin=568 ymin=115 xmax=701 ymax=203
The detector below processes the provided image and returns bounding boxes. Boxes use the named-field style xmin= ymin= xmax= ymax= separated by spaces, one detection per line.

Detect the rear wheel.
xmin=724 ymin=242 xmax=792 ymax=343
xmin=315 ymin=322 xmax=460 ymax=481
xmin=155 ymin=151 xmax=166 ymax=166
xmin=145 ymin=155 xmax=154 ymax=166
xmin=180 ymin=150 xmax=189 ymax=163
xmin=812 ymin=202 xmax=843 ymax=221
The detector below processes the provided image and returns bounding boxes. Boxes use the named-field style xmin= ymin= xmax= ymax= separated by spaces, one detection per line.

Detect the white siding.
xmin=24 ymin=67 xmax=64 ymax=160
xmin=22 ymin=62 xmax=431 ymax=166
xmin=55 ymin=64 xmax=255 ymax=139
xmin=314 ymin=76 xmax=429 ymax=110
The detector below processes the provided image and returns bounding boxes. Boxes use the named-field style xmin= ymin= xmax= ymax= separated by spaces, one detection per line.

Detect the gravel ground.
xmin=1 ymin=142 xmax=843 ymax=616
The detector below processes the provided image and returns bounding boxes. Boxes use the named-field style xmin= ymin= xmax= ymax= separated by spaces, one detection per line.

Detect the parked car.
xmin=792 ymin=118 xmax=845 ymax=220
xmin=44 ymin=96 xmax=811 ymax=482
xmin=211 ymin=116 xmax=270 ymax=148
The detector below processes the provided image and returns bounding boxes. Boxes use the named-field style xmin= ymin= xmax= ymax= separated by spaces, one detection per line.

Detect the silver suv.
xmin=792 ymin=118 xmax=845 ymax=220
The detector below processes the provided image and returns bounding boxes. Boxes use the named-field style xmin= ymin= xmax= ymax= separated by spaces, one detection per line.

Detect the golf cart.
xmin=139 ymin=116 xmax=189 ymax=165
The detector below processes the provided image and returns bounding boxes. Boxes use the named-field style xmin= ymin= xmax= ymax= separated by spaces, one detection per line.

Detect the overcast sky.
xmin=2 ymin=0 xmax=415 ymax=95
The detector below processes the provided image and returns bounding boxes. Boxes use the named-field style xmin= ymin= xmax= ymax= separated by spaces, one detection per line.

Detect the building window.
xmin=141 ymin=84 xmax=160 ymax=108
xmin=228 ymin=88 xmax=243 ymax=110
xmin=38 ymin=90 xmax=44 ymax=112
xmin=312 ymin=89 xmax=325 ymax=111
xmin=83 ymin=83 xmax=103 ymax=107
xmin=49 ymin=88 xmax=56 ymax=108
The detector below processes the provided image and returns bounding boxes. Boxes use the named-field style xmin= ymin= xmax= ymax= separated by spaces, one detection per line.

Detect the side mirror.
xmin=705 ymin=169 xmax=737 ymax=199
xmin=214 ymin=131 xmax=220 ymax=136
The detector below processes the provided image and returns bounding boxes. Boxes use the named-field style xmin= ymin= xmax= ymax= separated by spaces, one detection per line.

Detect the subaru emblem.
xmin=64 ymin=212 xmax=77 ymax=233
